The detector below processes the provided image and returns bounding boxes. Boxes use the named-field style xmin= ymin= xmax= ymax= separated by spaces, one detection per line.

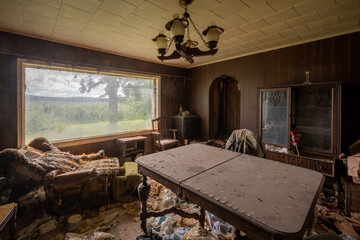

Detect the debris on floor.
xmin=317 ymin=205 xmax=360 ymax=239
xmin=65 ymin=231 xmax=115 ymax=240
xmin=17 ymin=213 xmax=57 ymax=240
xmin=182 ymin=223 xmax=217 ymax=240
xmin=9 ymin=176 xmax=360 ymax=240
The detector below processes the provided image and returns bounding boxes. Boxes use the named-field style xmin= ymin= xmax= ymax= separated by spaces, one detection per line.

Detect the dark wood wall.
xmin=1 ymin=31 xmax=359 ymax=155
xmin=188 ymin=53 xmax=264 ymax=140
xmin=188 ymin=32 xmax=360 ymax=153
xmin=0 ymin=31 xmax=187 ymax=155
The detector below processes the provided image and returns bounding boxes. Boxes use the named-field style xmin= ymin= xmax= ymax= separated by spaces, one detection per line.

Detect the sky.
xmin=25 ymin=67 xmax=109 ymax=98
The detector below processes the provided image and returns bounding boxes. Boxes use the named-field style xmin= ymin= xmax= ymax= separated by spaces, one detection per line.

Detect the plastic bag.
xmin=147 ymin=216 xmax=174 ymax=237
xmin=163 ymin=227 xmax=190 ymax=240
xmin=206 ymin=211 xmax=233 ymax=240
xmin=181 ymin=224 xmax=217 ymax=240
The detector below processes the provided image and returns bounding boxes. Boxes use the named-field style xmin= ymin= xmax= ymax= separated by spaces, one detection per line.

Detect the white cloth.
xmin=348 ymin=153 xmax=360 ymax=184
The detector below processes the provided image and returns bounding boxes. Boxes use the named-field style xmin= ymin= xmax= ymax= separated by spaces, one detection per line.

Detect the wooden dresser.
xmin=173 ymin=115 xmax=200 ymax=144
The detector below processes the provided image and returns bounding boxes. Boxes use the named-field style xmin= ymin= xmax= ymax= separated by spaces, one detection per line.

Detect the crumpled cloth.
xmin=347 ymin=153 xmax=360 ymax=183
xmin=225 ymin=129 xmax=266 ymax=158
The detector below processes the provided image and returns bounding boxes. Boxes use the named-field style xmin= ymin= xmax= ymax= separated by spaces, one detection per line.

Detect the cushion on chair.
xmin=158 ymin=139 xmax=179 ymax=146
xmin=110 ymin=162 xmax=141 ymax=201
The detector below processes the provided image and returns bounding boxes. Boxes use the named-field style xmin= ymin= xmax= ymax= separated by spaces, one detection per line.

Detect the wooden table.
xmin=117 ymin=136 xmax=147 ymax=165
xmin=136 ymin=144 xmax=324 ymax=240
xmin=0 ymin=203 xmax=17 ymax=240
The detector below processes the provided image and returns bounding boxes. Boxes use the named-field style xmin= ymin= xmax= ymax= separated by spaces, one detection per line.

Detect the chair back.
xmin=152 ymin=118 xmax=168 ymax=139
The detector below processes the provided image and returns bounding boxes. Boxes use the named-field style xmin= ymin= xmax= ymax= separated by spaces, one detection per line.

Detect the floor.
xmin=1 ymin=180 xmax=358 ymax=240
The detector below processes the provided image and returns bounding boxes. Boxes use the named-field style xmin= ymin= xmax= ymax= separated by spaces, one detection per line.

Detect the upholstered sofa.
xmin=0 ymin=137 xmax=140 ymax=214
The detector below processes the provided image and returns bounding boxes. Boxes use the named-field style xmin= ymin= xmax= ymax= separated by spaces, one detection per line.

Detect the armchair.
xmin=152 ymin=117 xmax=180 ymax=151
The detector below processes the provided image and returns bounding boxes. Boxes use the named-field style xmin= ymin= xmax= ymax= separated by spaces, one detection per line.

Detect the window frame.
xmin=17 ymin=58 xmax=161 ymax=148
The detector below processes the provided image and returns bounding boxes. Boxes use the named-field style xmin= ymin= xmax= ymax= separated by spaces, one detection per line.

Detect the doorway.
xmin=209 ymin=75 xmax=240 ymax=139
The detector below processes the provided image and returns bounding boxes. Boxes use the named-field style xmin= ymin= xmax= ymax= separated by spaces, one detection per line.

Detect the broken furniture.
xmin=259 ymin=83 xmax=341 ymax=192
xmin=225 ymin=129 xmax=266 ymax=158
xmin=152 ymin=117 xmax=180 ymax=151
xmin=44 ymin=158 xmax=119 ymax=214
xmin=0 ymin=137 xmax=120 ymax=214
xmin=117 ymin=136 xmax=147 ymax=166
xmin=136 ymin=144 xmax=324 ymax=240
xmin=173 ymin=115 xmax=200 ymax=144
xmin=110 ymin=162 xmax=142 ymax=201
xmin=0 ymin=203 xmax=17 ymax=240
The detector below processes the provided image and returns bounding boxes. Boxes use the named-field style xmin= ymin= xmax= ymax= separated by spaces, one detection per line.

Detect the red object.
xmin=291 ymin=129 xmax=302 ymax=146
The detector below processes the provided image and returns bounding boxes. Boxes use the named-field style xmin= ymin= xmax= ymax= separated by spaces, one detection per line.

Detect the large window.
xmin=19 ymin=60 xmax=160 ymax=144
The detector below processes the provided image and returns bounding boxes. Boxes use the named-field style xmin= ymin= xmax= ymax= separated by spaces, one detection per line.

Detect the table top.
xmin=117 ymin=136 xmax=147 ymax=143
xmin=0 ymin=203 xmax=17 ymax=228
xmin=181 ymin=154 xmax=324 ymax=234
xmin=136 ymin=144 xmax=240 ymax=185
xmin=136 ymin=144 xmax=324 ymax=239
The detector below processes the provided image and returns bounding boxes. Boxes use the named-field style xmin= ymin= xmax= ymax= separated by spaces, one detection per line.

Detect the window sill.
xmin=52 ymin=129 xmax=153 ymax=148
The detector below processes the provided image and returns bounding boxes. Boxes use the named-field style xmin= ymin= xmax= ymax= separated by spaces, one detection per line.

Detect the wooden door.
xmin=213 ymin=82 xmax=220 ymax=137
xmin=225 ymin=80 xmax=240 ymax=134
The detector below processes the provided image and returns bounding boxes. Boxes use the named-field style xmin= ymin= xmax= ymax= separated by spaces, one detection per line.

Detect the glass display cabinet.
xmin=259 ymin=83 xmax=341 ymax=177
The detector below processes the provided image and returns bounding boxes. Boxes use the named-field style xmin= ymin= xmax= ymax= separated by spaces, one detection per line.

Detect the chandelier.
xmin=152 ymin=0 xmax=224 ymax=64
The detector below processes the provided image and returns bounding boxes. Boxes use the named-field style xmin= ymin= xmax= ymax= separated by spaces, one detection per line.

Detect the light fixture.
xmin=152 ymin=0 xmax=224 ymax=64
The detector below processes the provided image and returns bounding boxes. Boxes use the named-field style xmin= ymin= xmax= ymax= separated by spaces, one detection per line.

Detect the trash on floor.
xmin=206 ymin=211 xmax=234 ymax=239
xmin=181 ymin=223 xmax=217 ymax=240
xmin=65 ymin=231 xmax=115 ymax=240
xmin=317 ymin=205 xmax=360 ymax=239
xmin=17 ymin=213 xmax=55 ymax=240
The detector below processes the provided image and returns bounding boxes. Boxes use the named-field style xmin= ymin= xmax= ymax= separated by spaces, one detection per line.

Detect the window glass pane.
xmin=25 ymin=67 xmax=157 ymax=143
xmin=261 ymin=90 xmax=288 ymax=146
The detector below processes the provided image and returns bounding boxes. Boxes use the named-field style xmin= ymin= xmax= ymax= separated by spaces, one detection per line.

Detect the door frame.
xmin=209 ymin=75 xmax=240 ymax=139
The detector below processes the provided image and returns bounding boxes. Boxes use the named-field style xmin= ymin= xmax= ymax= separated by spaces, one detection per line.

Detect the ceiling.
xmin=0 ymin=0 xmax=359 ymax=68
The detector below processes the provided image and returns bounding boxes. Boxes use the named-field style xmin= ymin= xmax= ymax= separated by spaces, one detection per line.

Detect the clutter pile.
xmin=144 ymin=178 xmax=235 ymax=240
xmin=15 ymin=203 xmax=127 ymax=240
xmin=315 ymin=192 xmax=360 ymax=240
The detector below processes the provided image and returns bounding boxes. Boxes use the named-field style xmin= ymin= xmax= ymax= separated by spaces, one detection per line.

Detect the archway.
xmin=209 ymin=75 xmax=240 ymax=139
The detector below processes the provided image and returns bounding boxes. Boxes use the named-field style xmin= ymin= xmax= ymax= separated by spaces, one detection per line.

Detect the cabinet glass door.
xmin=294 ymin=86 xmax=333 ymax=153
xmin=260 ymin=88 xmax=290 ymax=147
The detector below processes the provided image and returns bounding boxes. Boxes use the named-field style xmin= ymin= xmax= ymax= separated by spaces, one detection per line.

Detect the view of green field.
xmin=25 ymin=100 xmax=153 ymax=143
xmin=25 ymin=118 xmax=151 ymax=143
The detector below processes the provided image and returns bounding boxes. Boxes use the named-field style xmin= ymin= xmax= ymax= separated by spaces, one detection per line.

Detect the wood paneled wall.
xmin=188 ymin=53 xmax=264 ymax=140
xmin=0 ymin=31 xmax=187 ymax=154
xmin=188 ymin=32 xmax=360 ymax=153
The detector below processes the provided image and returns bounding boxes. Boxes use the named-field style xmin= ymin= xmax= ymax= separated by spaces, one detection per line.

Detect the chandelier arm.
xmin=188 ymin=15 xmax=208 ymax=48
xmin=166 ymin=38 xmax=174 ymax=54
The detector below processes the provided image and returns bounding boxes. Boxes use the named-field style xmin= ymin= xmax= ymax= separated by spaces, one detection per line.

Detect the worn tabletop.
xmin=136 ymin=144 xmax=240 ymax=190
xmin=181 ymin=154 xmax=324 ymax=238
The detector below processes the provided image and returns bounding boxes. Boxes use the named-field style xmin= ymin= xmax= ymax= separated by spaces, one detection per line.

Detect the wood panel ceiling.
xmin=0 ymin=0 xmax=359 ymax=68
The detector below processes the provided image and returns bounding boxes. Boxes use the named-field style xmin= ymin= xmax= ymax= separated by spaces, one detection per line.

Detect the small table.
xmin=0 ymin=203 xmax=17 ymax=240
xmin=117 ymin=136 xmax=147 ymax=165
xmin=136 ymin=144 xmax=324 ymax=240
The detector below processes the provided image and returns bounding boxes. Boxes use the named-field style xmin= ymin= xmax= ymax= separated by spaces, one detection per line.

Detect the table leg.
xmin=305 ymin=206 xmax=319 ymax=237
xmin=199 ymin=207 xmax=205 ymax=228
xmin=234 ymin=229 xmax=241 ymax=240
xmin=138 ymin=175 xmax=150 ymax=233
xmin=10 ymin=204 xmax=17 ymax=240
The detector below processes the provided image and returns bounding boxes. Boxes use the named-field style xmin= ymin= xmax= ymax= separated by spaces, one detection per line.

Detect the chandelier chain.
xmin=188 ymin=15 xmax=208 ymax=48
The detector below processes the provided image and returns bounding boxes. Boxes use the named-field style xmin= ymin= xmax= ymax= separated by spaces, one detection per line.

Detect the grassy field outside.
xmin=25 ymin=119 xmax=152 ymax=143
